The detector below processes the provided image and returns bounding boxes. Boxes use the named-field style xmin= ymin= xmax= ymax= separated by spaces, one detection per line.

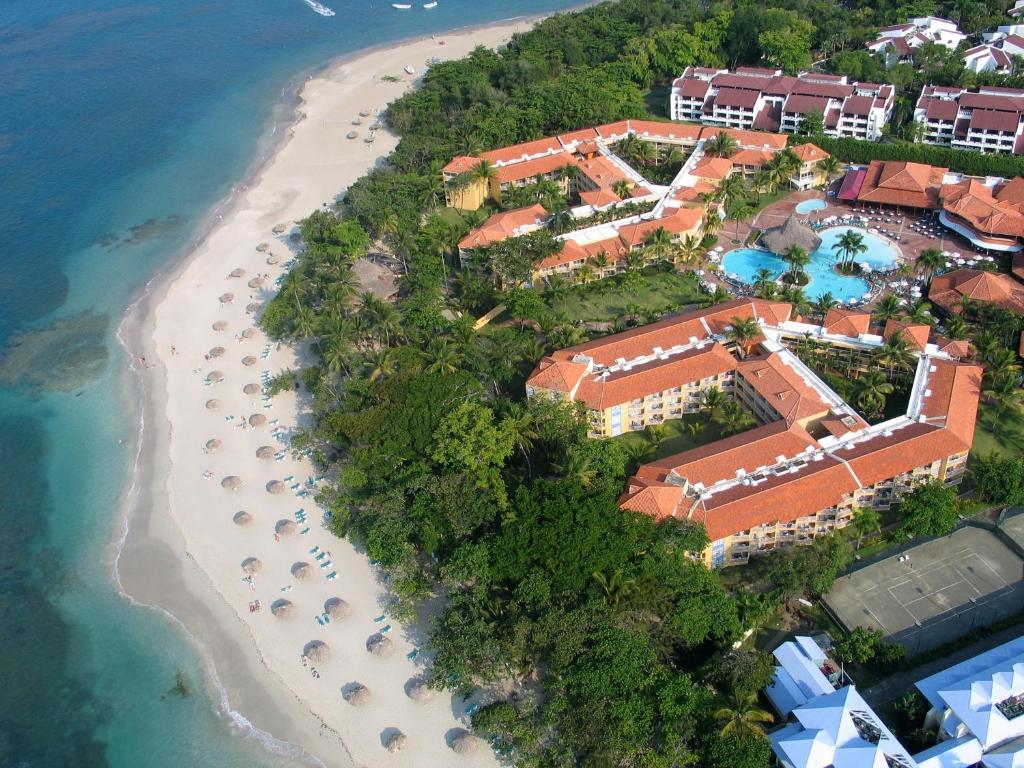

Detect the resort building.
xmin=929 ymin=269 xmax=1024 ymax=315
xmin=913 ymin=635 xmax=1024 ymax=768
xmin=865 ymin=17 xmax=967 ymax=68
xmin=838 ymin=160 xmax=1024 ymax=252
xmin=913 ymin=85 xmax=1024 ymax=155
xmin=668 ymin=67 xmax=895 ymax=141
xmin=444 ymin=122 xmax=820 ymax=285
xmin=527 ymin=300 xmax=982 ymax=568
xmin=963 ymin=44 xmax=1016 ymax=75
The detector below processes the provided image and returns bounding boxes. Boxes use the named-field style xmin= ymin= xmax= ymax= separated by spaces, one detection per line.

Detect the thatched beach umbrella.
xmin=256 ymin=242 xmax=270 ymax=252
xmin=206 ymin=370 xmax=225 ymax=384
xmin=248 ymin=413 xmax=267 ymax=427
xmin=205 ymin=398 xmax=221 ymax=411
xmin=451 ymin=732 xmax=479 ymax=755
xmin=344 ymin=684 xmax=370 ymax=706
xmin=275 ymin=519 xmax=297 ymax=536
xmin=256 ymin=446 xmax=275 ymax=460
xmin=292 ymin=562 xmax=312 ymax=580
xmin=242 ymin=356 xmax=257 ymax=367
xmin=325 ymin=598 xmax=350 ymax=620
xmin=241 ymin=557 xmax=262 ymax=575
xmin=219 ymin=293 xmax=234 ymax=304
xmin=407 ymin=681 xmax=435 ymax=703
xmin=367 ymin=634 xmax=393 ymax=658
xmin=243 ymin=383 xmax=261 ymax=395
xmin=233 ymin=511 xmax=253 ymax=526
xmin=241 ymin=328 xmax=257 ymax=339
xmin=205 ymin=438 xmax=222 ymax=452
xmin=272 ymin=223 xmax=288 ymax=235
xmin=266 ymin=480 xmax=285 ymax=494
xmin=208 ymin=346 xmax=225 ymax=358
xmin=221 ymin=475 xmax=242 ymax=490
xmin=266 ymin=255 xmax=279 ymax=266
xmin=247 ymin=277 xmax=265 ymax=289
xmin=760 ymin=214 xmax=822 ymax=255
xmin=386 ymin=732 xmax=407 ymax=754
xmin=246 ymin=302 xmax=260 ymax=314
xmin=304 ymin=640 xmax=330 ymax=664
xmin=212 ymin=320 xmax=228 ymax=331
xmin=229 ymin=268 xmax=245 ymax=278
xmin=271 ymin=599 xmax=295 ymax=619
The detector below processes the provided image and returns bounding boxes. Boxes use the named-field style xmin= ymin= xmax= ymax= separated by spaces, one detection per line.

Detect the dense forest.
xmin=259 ymin=0 xmax=1019 ymax=764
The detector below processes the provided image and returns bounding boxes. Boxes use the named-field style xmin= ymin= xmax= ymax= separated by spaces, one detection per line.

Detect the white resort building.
xmin=914 ymin=85 xmax=1024 ymax=155
xmin=668 ymin=67 xmax=894 ymax=141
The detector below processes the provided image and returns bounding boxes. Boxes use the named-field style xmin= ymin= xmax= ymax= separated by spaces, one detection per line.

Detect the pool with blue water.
xmin=794 ymin=199 xmax=828 ymax=215
xmin=721 ymin=227 xmax=901 ymax=302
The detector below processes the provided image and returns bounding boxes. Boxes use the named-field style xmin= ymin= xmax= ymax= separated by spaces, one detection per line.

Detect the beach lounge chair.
xmin=299 ymin=527 xmax=310 ymax=535
xmin=380 ymin=624 xmax=392 ymax=633
xmin=406 ymin=649 xmax=419 ymax=660
xmin=326 ymin=572 xmax=337 ymax=581
xmin=319 ymin=560 xmax=332 ymax=569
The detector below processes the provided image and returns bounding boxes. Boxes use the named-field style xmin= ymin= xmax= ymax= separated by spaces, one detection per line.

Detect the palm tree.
xmin=833 ymin=230 xmax=866 ymax=271
xmin=872 ymin=335 xmax=915 ymax=378
xmin=677 ymin=235 xmax=704 ymax=269
xmin=905 ymin=299 xmax=934 ymax=326
xmin=423 ymin=337 xmax=463 ymax=375
xmin=754 ymin=267 xmax=777 ymax=299
xmin=644 ymin=226 xmax=675 ymax=267
xmin=554 ymin=451 xmax=597 ymax=489
xmin=817 ymin=155 xmax=843 ymax=184
xmin=702 ymin=211 xmax=723 ymax=238
xmin=872 ymin=293 xmax=902 ymax=322
xmin=982 ymin=375 xmax=1023 ymax=433
xmin=718 ymin=401 xmax=753 ymax=435
xmin=850 ymin=506 xmax=881 ymax=550
xmin=705 ymin=130 xmax=738 ymax=158
xmin=588 ymin=250 xmax=611 ymax=277
xmin=612 ymin=179 xmax=633 ymax=199
xmin=727 ymin=316 xmax=761 ymax=359
xmin=719 ymin=174 xmax=746 ymax=211
xmin=544 ymin=274 xmax=571 ymax=308
xmin=713 ymin=690 xmax=773 ymax=739
xmin=916 ymin=248 xmax=944 ymax=280
xmin=548 ymin=209 xmax=575 ymax=235
xmin=814 ymin=291 xmax=838 ymax=319
xmin=854 ymin=370 xmax=894 ymax=419
xmin=783 ymin=245 xmax=811 ymax=284
xmin=945 ymin=313 xmax=967 ymax=340
xmin=622 ymin=250 xmax=646 ymax=276
xmin=504 ymin=402 xmax=539 ymax=476
xmin=471 ymin=159 xmax=497 ymax=185
xmin=702 ymin=285 xmax=731 ymax=307
xmin=575 ymin=263 xmax=595 ymax=286
xmin=592 ymin=569 xmax=637 ymax=608
xmin=363 ymin=347 xmax=397 ymax=382
xmin=702 ymin=387 xmax=727 ymax=416
xmin=645 ymin=422 xmax=668 ymax=452
xmin=728 ymin=200 xmax=754 ymax=241
xmin=983 ymin=347 xmax=1022 ymax=388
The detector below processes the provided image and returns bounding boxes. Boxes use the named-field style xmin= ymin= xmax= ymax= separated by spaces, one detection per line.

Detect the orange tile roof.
xmin=883 ymin=319 xmax=931 ymax=351
xmin=480 ymin=137 xmax=563 ymax=165
xmin=527 ymin=357 xmax=590 ymax=393
xmin=940 ymin=179 xmax=1024 ymax=239
xmin=856 ymin=160 xmax=946 ymax=209
xmin=625 ymin=119 xmax=704 ymax=143
xmin=579 ymin=188 xmax=621 ymax=207
xmin=730 ymin=148 xmax=775 ymax=168
xmin=692 ymin=457 xmax=860 ymax=542
xmin=920 ymin=359 xmax=982 ymax=443
xmin=1013 ymin=252 xmax=1024 ymax=282
xmin=619 ymin=478 xmax=686 ymax=520
xmin=997 ymin=176 xmax=1024 ymax=205
xmin=457 ymin=204 xmax=548 ymax=250
xmin=737 ymin=352 xmax=834 ymax=425
xmin=535 ymin=238 xmax=595 ymax=271
xmin=575 ymin=154 xmax=630 ymax=188
xmin=791 ymin=143 xmax=830 ymax=164
xmin=494 ymin=153 xmax=574 ymax=184
xmin=692 ymin=156 xmax=734 ymax=181
xmin=698 ymin=126 xmax=789 ymax=150
xmin=823 ymin=308 xmax=871 ymax=337
xmin=616 ymin=208 xmax=704 ymax=248
xmin=442 ymin=155 xmax=480 ymax=174
xmin=557 ymin=127 xmax=601 ymax=145
xmin=674 ymin=180 xmax=717 ymax=203
xmin=937 ymin=338 xmax=972 ymax=359
xmin=574 ymin=343 xmax=737 ymax=410
xmin=928 ymin=269 xmax=1024 ymax=315
xmin=638 ymin=421 xmax=818 ymax=489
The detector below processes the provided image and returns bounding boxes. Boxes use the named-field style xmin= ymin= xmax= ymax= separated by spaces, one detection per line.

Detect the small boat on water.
xmin=301 ymin=0 xmax=336 ymax=16
xmin=423 ymin=2 xmax=438 ymax=7
xmin=392 ymin=3 xmax=412 ymax=7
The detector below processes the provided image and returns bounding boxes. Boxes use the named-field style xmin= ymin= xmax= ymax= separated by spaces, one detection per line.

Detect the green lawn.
xmin=972 ymin=402 xmax=1024 ymax=458
xmin=613 ymin=412 xmax=729 ymax=466
xmin=550 ymin=268 xmax=706 ymax=323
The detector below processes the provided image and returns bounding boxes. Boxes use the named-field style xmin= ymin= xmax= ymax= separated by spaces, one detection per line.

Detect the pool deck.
xmin=707 ymin=186 xmax=993 ymax=309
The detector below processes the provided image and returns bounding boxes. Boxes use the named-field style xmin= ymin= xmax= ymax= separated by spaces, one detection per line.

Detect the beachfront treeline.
xmin=259 ymin=0 xmax=1013 ymax=765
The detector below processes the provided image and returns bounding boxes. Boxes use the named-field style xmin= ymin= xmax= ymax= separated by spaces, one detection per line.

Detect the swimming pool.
xmin=794 ymin=199 xmax=827 ymax=215
xmin=721 ymin=227 xmax=901 ymax=302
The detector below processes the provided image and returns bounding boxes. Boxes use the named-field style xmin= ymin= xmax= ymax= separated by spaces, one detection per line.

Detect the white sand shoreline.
xmin=114 ymin=17 xmax=546 ymax=768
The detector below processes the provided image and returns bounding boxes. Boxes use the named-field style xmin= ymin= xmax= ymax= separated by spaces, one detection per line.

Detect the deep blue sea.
xmin=0 ymin=2 xmax=578 ymax=765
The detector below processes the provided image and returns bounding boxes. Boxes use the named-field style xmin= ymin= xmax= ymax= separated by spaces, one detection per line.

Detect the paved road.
xmin=861 ymin=621 xmax=1024 ymax=707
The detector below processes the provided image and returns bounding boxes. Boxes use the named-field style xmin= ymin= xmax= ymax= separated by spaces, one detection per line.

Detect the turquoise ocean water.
xmin=0 ymin=2 xmax=578 ymax=765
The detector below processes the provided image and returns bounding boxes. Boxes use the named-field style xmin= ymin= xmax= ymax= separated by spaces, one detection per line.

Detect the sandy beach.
xmin=118 ymin=18 xmax=540 ymax=768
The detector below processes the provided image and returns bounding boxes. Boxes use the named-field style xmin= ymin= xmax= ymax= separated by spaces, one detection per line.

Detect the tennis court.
xmin=826 ymin=526 xmax=1024 ymax=654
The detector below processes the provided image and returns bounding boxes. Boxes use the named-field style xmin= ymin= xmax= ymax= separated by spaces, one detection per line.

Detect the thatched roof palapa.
xmin=386 ymin=732 xmax=407 ymax=753
xmin=247 ymin=277 xmax=265 ymax=289
xmin=243 ymin=383 xmax=261 ymax=395
xmin=275 ymin=519 xmax=297 ymax=536
xmin=267 ymin=480 xmax=286 ymax=494
xmin=343 ymin=683 xmax=370 ymax=706
xmin=219 ymin=293 xmax=234 ymax=304
xmin=248 ymin=414 xmax=267 ymax=427
xmin=760 ymin=214 xmax=822 ymax=255
xmin=241 ymin=557 xmax=262 ymax=574
xmin=451 ymin=732 xmax=479 ymax=755
xmin=241 ymin=328 xmax=257 ymax=339
xmin=212 ymin=320 xmax=228 ymax=331
xmin=407 ymin=680 xmax=435 ymax=703
xmin=206 ymin=399 xmax=221 ymax=411
xmin=256 ymin=446 xmax=275 ymax=459
xmin=271 ymin=599 xmax=295 ymax=618
xmin=292 ymin=562 xmax=312 ymax=580
xmin=205 ymin=438 xmax=222 ymax=452
xmin=228 ymin=268 xmax=245 ymax=278
xmin=242 ymin=356 xmax=257 ymax=366
xmin=206 ymin=370 xmax=225 ymax=383
xmin=304 ymin=640 xmax=330 ymax=664
xmin=246 ymin=302 xmax=260 ymax=314
xmin=325 ymin=598 xmax=350 ymax=620
xmin=221 ymin=475 xmax=242 ymax=490
xmin=233 ymin=511 xmax=253 ymax=526
xmin=367 ymin=634 xmax=394 ymax=657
